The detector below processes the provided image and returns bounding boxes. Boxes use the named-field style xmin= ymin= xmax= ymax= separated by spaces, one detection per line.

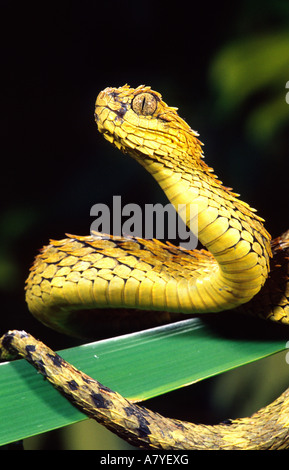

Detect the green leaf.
xmin=0 ymin=316 xmax=287 ymax=446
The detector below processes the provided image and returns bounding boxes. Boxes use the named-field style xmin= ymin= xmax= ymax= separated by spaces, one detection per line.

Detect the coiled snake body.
xmin=1 ymin=85 xmax=289 ymax=449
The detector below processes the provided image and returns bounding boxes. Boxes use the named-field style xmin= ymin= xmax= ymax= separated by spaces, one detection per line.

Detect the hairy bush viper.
xmin=1 ymin=85 xmax=289 ymax=449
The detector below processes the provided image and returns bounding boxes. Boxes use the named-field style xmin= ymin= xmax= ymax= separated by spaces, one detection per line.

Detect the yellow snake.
xmin=1 ymin=84 xmax=289 ymax=450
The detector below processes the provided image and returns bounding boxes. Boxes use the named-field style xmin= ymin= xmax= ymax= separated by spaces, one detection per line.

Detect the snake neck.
xmin=130 ymin=134 xmax=271 ymax=311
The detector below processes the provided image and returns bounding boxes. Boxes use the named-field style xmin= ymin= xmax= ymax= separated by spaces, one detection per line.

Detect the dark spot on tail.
xmin=124 ymin=406 xmax=151 ymax=438
xmin=91 ymin=392 xmax=110 ymax=409
xmin=25 ymin=344 xmax=36 ymax=361
xmin=47 ymin=352 xmax=64 ymax=368
xmin=2 ymin=332 xmax=15 ymax=354
xmin=67 ymin=379 xmax=79 ymax=391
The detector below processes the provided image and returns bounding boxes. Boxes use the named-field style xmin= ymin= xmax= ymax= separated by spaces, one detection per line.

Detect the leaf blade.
xmin=0 ymin=317 xmax=287 ymax=445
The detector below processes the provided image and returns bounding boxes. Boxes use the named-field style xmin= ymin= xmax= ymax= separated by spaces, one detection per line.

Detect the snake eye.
xmin=131 ymin=92 xmax=157 ymax=116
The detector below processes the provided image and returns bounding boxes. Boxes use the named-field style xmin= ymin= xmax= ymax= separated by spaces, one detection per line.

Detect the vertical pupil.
xmin=141 ymin=96 xmax=146 ymax=112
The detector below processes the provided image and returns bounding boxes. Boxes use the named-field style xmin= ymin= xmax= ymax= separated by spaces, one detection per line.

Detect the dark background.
xmin=1 ymin=0 xmax=289 ymax=449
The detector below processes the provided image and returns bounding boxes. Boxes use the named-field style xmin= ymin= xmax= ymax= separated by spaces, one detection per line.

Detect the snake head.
xmin=94 ymin=84 xmax=202 ymax=165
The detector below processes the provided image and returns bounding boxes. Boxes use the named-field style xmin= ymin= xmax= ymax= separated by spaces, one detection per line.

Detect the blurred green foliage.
xmin=210 ymin=32 xmax=289 ymax=144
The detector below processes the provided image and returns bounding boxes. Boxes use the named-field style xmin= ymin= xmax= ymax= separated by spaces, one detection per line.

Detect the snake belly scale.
xmin=1 ymin=85 xmax=289 ymax=449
